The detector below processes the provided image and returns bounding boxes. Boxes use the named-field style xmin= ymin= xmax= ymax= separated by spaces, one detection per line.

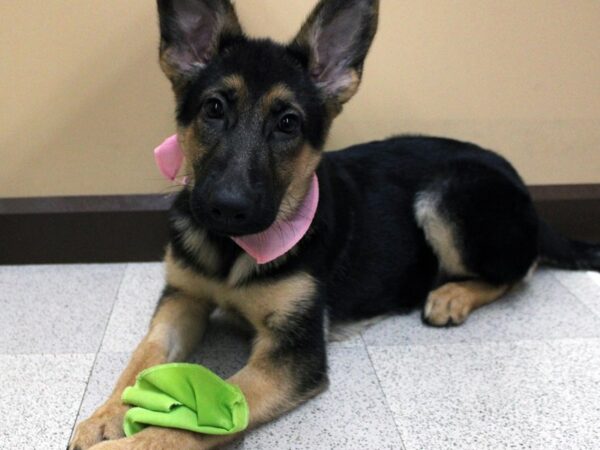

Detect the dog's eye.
xmin=202 ymin=98 xmax=225 ymax=120
xmin=278 ymin=113 xmax=300 ymax=134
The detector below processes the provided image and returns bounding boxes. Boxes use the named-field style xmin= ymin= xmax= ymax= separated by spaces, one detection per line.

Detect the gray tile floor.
xmin=1 ymin=263 xmax=599 ymax=450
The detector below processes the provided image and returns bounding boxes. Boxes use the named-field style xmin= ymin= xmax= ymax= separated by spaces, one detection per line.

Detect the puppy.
xmin=70 ymin=0 xmax=600 ymax=448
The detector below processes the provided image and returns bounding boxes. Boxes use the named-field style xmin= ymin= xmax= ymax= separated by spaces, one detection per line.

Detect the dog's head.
xmin=157 ymin=0 xmax=379 ymax=236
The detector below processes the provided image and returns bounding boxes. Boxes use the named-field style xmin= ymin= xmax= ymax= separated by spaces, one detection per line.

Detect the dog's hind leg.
xmin=68 ymin=289 xmax=213 ymax=450
xmin=415 ymin=163 xmax=539 ymax=326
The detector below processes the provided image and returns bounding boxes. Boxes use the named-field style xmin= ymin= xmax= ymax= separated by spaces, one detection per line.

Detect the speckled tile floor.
xmin=1 ymin=264 xmax=600 ymax=450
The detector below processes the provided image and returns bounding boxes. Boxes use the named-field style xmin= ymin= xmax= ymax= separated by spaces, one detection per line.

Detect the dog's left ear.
xmin=291 ymin=0 xmax=379 ymax=107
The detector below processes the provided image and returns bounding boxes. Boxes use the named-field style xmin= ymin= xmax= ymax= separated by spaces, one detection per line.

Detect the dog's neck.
xmin=155 ymin=135 xmax=319 ymax=264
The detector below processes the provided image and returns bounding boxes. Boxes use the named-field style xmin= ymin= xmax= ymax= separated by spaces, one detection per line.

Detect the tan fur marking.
xmin=415 ymin=191 xmax=471 ymax=276
xmin=331 ymin=69 xmax=361 ymax=104
xmin=227 ymin=252 xmax=257 ymax=287
xmin=228 ymin=339 xmax=295 ymax=421
xmin=277 ymin=143 xmax=322 ymax=222
xmin=159 ymin=49 xmax=185 ymax=85
xmin=260 ymin=83 xmax=297 ymax=115
xmin=228 ymin=251 xmax=300 ymax=288
xmin=172 ymin=217 xmax=221 ymax=273
xmin=165 ymin=249 xmax=316 ymax=331
xmin=424 ymin=281 xmax=510 ymax=326
xmin=177 ymin=125 xmax=203 ymax=186
xmin=221 ymin=73 xmax=249 ymax=113
xmin=222 ymin=74 xmax=247 ymax=96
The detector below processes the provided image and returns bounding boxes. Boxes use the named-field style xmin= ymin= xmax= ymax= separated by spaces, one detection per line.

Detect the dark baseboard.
xmin=1 ymin=185 xmax=599 ymax=265
xmin=528 ymin=184 xmax=600 ymax=244
xmin=0 ymin=194 xmax=173 ymax=265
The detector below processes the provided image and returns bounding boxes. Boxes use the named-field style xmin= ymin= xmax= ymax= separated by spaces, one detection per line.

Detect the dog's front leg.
xmin=86 ymin=300 xmax=328 ymax=450
xmin=69 ymin=289 xmax=213 ymax=450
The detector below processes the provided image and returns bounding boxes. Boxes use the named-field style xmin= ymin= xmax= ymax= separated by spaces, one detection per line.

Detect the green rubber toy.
xmin=121 ymin=363 xmax=249 ymax=437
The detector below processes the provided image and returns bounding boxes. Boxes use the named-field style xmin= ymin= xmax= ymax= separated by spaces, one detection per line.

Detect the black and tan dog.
xmin=70 ymin=0 xmax=600 ymax=448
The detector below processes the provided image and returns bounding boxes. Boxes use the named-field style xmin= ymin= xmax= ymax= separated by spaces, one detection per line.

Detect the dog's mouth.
xmin=209 ymin=220 xmax=276 ymax=238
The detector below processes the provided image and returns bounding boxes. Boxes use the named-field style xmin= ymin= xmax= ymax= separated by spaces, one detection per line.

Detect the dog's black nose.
xmin=208 ymin=190 xmax=252 ymax=223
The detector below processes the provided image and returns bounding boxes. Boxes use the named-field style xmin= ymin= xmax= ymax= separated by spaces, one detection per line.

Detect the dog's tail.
xmin=538 ymin=220 xmax=600 ymax=271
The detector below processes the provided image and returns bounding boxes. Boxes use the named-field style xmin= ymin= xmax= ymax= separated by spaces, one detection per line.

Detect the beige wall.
xmin=2 ymin=0 xmax=599 ymax=198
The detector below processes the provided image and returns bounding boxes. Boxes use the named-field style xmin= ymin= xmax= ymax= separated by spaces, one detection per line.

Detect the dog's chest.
xmin=165 ymin=249 xmax=315 ymax=330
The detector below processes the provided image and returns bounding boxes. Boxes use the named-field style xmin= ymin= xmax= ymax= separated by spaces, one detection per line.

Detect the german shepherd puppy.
xmin=70 ymin=0 xmax=600 ymax=448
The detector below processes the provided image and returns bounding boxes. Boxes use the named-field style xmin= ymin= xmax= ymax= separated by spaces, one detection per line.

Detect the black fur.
xmin=168 ymin=134 xmax=599 ymax=323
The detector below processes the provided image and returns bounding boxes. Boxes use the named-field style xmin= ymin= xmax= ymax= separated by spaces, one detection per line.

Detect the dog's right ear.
xmin=157 ymin=0 xmax=242 ymax=87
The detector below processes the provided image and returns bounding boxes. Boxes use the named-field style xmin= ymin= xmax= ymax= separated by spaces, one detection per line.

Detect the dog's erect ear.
xmin=157 ymin=0 xmax=242 ymax=86
xmin=291 ymin=0 xmax=379 ymax=106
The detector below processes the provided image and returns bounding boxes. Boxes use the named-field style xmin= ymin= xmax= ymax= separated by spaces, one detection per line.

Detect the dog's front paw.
xmin=68 ymin=402 xmax=128 ymax=450
xmin=87 ymin=427 xmax=205 ymax=450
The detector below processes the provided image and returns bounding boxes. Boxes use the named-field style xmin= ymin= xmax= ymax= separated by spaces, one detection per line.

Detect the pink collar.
xmin=154 ymin=135 xmax=319 ymax=264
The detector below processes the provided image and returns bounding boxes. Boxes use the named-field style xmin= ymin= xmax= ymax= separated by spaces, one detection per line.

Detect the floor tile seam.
xmin=550 ymin=271 xmax=600 ymax=320
xmin=67 ymin=346 xmax=114 ymax=441
xmin=362 ymin=335 xmax=600 ymax=350
xmin=0 ymin=352 xmax=97 ymax=449
xmin=361 ymin=334 xmax=408 ymax=450
xmin=98 ymin=264 xmax=132 ymax=353
xmin=68 ymin=263 xmax=129 ymax=441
